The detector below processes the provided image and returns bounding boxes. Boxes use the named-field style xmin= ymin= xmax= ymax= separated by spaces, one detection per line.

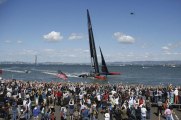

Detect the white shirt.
xmin=105 ymin=113 xmax=110 ymax=120
xmin=7 ymin=87 xmax=12 ymax=92
xmin=7 ymin=91 xmax=11 ymax=97
xmin=80 ymin=104 xmax=86 ymax=111
xmin=109 ymin=94 xmax=113 ymax=101
xmin=115 ymin=97 xmax=119 ymax=105
xmin=111 ymin=90 xmax=116 ymax=95
xmin=25 ymin=94 xmax=30 ymax=99
xmin=79 ymin=94 xmax=83 ymax=100
xmin=92 ymin=104 xmax=97 ymax=109
xmin=87 ymin=99 xmax=91 ymax=104
xmin=97 ymin=94 xmax=101 ymax=101
xmin=141 ymin=107 xmax=147 ymax=117
xmin=174 ymin=89 xmax=178 ymax=96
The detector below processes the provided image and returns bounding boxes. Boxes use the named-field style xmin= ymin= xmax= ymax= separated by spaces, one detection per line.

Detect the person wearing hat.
xmin=69 ymin=99 xmax=75 ymax=120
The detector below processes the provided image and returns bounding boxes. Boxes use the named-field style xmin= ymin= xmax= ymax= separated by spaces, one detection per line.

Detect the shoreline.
xmin=1 ymin=78 xmax=181 ymax=90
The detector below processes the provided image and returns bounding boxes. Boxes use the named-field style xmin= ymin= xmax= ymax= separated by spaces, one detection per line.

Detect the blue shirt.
xmin=82 ymin=109 xmax=89 ymax=117
xmin=33 ymin=107 xmax=40 ymax=117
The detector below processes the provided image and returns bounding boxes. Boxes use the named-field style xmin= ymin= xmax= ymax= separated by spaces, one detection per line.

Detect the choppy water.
xmin=0 ymin=64 xmax=181 ymax=86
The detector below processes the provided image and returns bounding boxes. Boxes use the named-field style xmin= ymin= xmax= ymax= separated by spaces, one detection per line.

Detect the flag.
xmin=57 ymin=71 xmax=68 ymax=80
xmin=0 ymin=69 xmax=2 ymax=74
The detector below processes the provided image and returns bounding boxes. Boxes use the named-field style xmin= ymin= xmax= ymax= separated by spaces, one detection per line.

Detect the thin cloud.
xmin=20 ymin=49 xmax=38 ymax=55
xmin=68 ymin=33 xmax=83 ymax=40
xmin=0 ymin=0 xmax=7 ymax=4
xmin=17 ymin=40 xmax=22 ymax=44
xmin=43 ymin=31 xmax=63 ymax=42
xmin=69 ymin=54 xmax=76 ymax=57
xmin=43 ymin=49 xmax=55 ymax=52
xmin=113 ymin=32 xmax=135 ymax=44
xmin=162 ymin=46 xmax=170 ymax=50
xmin=4 ymin=40 xmax=11 ymax=43
xmin=162 ymin=42 xmax=181 ymax=52
xmin=83 ymin=49 xmax=89 ymax=53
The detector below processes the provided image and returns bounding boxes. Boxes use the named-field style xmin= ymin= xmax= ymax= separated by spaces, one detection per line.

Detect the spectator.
xmin=81 ymin=106 xmax=90 ymax=120
xmin=157 ymin=99 xmax=163 ymax=116
xmin=60 ymin=106 xmax=67 ymax=120
xmin=120 ymin=106 xmax=128 ymax=120
xmin=73 ymin=108 xmax=80 ymax=120
xmin=141 ymin=105 xmax=147 ymax=120
xmin=174 ymin=88 xmax=179 ymax=104
xmin=33 ymin=104 xmax=40 ymax=120
xmin=12 ymin=101 xmax=18 ymax=120
xmin=164 ymin=106 xmax=172 ymax=120
xmin=104 ymin=109 xmax=110 ymax=120
xmin=69 ymin=99 xmax=74 ymax=120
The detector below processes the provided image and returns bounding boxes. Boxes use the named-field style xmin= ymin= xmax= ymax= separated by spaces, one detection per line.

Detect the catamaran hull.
xmin=101 ymin=72 xmax=121 ymax=75
xmin=78 ymin=74 xmax=106 ymax=80
xmin=95 ymin=75 xmax=106 ymax=80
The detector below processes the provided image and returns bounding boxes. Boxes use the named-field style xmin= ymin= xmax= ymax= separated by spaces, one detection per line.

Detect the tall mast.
xmin=35 ymin=55 xmax=37 ymax=66
xmin=87 ymin=9 xmax=99 ymax=74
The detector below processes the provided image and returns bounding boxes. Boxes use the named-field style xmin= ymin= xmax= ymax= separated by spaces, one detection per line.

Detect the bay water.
xmin=1 ymin=64 xmax=181 ymax=86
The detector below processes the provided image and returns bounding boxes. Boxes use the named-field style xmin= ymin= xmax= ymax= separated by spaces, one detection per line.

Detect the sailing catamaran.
xmin=78 ymin=10 xmax=106 ymax=80
xmin=79 ymin=9 xmax=120 ymax=80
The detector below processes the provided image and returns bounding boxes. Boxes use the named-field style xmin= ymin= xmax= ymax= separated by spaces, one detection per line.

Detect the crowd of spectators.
xmin=0 ymin=79 xmax=180 ymax=120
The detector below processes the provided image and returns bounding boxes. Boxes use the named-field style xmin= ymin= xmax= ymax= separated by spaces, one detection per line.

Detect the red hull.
xmin=95 ymin=75 xmax=106 ymax=80
xmin=101 ymin=72 xmax=121 ymax=75
xmin=108 ymin=72 xmax=121 ymax=75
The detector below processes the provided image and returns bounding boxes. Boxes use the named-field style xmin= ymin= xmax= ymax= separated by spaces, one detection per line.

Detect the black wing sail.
xmin=99 ymin=47 xmax=109 ymax=74
xmin=87 ymin=9 xmax=99 ymax=74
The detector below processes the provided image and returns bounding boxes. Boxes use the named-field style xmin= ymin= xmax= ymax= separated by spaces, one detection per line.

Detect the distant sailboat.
xmin=35 ymin=55 xmax=37 ymax=66
xmin=25 ymin=55 xmax=37 ymax=74
xmin=99 ymin=47 xmax=121 ymax=75
xmin=24 ymin=70 xmax=31 ymax=74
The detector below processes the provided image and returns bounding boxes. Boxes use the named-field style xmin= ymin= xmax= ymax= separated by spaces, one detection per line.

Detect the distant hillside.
xmin=110 ymin=60 xmax=181 ymax=66
xmin=0 ymin=60 xmax=181 ymax=66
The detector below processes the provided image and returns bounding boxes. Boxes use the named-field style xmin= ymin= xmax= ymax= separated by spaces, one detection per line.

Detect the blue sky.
xmin=0 ymin=0 xmax=181 ymax=63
